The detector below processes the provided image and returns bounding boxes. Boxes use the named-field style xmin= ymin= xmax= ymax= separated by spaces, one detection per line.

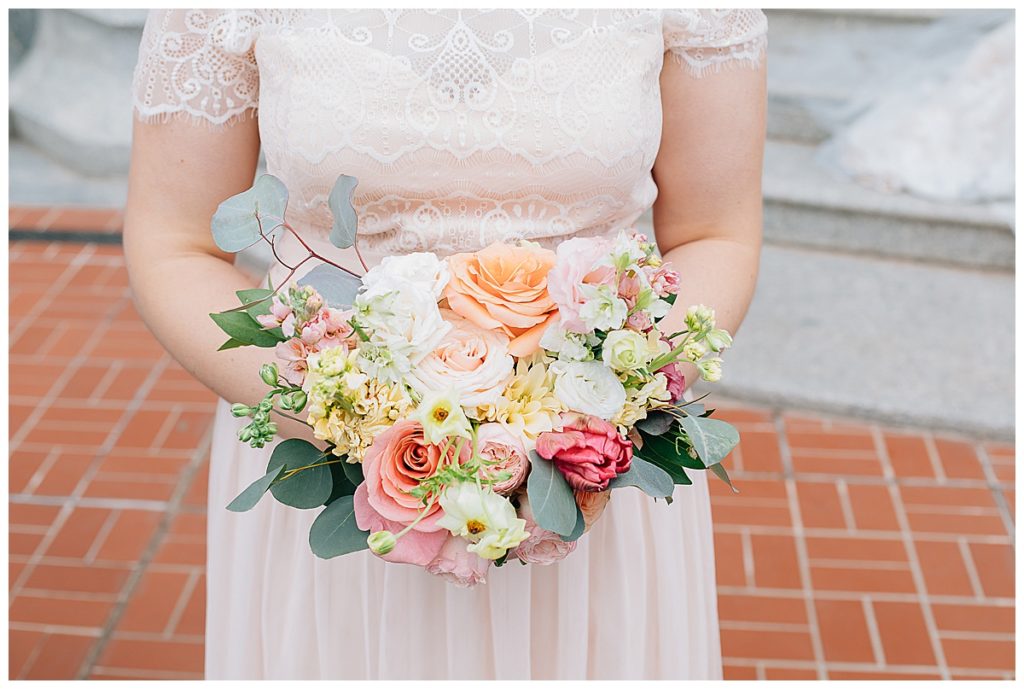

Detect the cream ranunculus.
xmin=361 ymin=252 xmax=450 ymax=300
xmin=551 ymin=360 xmax=626 ymax=421
xmin=409 ymin=310 xmax=514 ymax=414
xmin=601 ymin=328 xmax=655 ymax=373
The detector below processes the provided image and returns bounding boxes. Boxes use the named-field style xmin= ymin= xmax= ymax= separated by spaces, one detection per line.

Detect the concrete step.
xmin=693 ymin=244 xmax=1014 ymax=439
xmin=9 ymin=9 xmax=142 ymax=176
xmin=9 ymin=138 xmax=129 ymax=208
xmin=763 ymin=140 xmax=1014 ymax=271
xmin=765 ymin=9 xmax=1012 ymax=144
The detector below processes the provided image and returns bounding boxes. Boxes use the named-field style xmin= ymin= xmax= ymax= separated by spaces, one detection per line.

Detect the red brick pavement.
xmin=7 ymin=207 xmax=1016 ymax=679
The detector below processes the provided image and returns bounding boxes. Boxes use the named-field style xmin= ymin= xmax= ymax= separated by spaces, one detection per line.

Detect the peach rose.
xmin=359 ymin=419 xmax=470 ymax=532
xmin=426 ymin=534 xmax=491 ymax=587
xmin=574 ymin=489 xmax=612 ymax=532
xmin=474 ymin=423 xmax=529 ymax=494
xmin=511 ymin=493 xmax=577 ymax=565
xmin=409 ymin=310 xmax=514 ymax=411
xmin=444 ymin=243 xmax=558 ymax=357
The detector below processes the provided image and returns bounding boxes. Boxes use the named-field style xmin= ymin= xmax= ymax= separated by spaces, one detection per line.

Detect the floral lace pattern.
xmin=132 ymin=9 xmax=767 ymax=264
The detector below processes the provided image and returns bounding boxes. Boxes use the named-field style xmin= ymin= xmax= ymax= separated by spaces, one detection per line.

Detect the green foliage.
xmin=608 ymin=456 xmax=675 ymax=498
xmin=211 ymin=174 xmax=288 ymax=252
xmin=327 ymin=175 xmax=359 ymax=250
xmin=560 ymin=501 xmax=586 ymax=542
xmin=235 ymin=288 xmax=275 ymax=318
xmin=226 ymin=465 xmax=285 ymax=512
xmin=526 ymin=450 xmax=579 ymax=537
xmin=209 ymin=310 xmax=285 ymax=348
xmin=297 ymin=264 xmax=363 ymax=309
xmin=266 ymin=439 xmax=334 ymax=509
xmin=308 ymin=495 xmax=369 ymax=559
xmin=677 ymin=413 xmax=739 ymax=467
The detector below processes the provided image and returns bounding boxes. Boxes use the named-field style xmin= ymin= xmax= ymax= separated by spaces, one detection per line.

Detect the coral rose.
xmin=534 ymin=414 xmax=632 ymax=491
xmin=358 ymin=419 xmax=470 ymax=532
xmin=512 ymin=493 xmax=577 ymax=565
xmin=353 ymin=488 xmax=447 ymax=567
xmin=474 ymin=423 xmax=529 ymax=494
xmin=444 ymin=243 xmax=558 ymax=357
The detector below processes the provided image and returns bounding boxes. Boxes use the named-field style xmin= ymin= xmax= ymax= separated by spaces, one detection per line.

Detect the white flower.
xmin=540 ymin=317 xmax=593 ymax=362
xmin=705 ymin=328 xmax=733 ymax=352
xmin=413 ymin=389 xmax=473 ymax=444
xmin=682 ymin=339 xmax=709 ymax=363
xmin=603 ymin=230 xmax=647 ymax=271
xmin=551 ymin=360 xmax=627 ymax=420
xmin=684 ymin=305 xmax=715 ymax=334
xmin=361 ymin=252 xmax=450 ymax=300
xmin=601 ymin=329 xmax=655 ymax=373
xmin=354 ymin=278 xmax=451 ymax=383
xmin=437 ymin=482 xmax=529 ymax=560
xmin=409 ymin=311 xmax=513 ymax=412
xmin=697 ymin=357 xmax=723 ymax=382
xmin=578 ymin=283 xmax=628 ymax=332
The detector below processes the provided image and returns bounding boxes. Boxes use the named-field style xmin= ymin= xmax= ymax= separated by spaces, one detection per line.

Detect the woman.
xmin=124 ymin=8 xmax=767 ymax=680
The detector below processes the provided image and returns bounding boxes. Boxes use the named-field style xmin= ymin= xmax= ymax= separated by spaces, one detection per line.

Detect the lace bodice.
xmin=133 ymin=9 xmax=767 ymax=263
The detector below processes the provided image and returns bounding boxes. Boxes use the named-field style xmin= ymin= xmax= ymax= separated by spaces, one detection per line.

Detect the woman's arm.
xmin=651 ymin=54 xmax=767 ymax=383
xmin=123 ymin=116 xmax=313 ymax=438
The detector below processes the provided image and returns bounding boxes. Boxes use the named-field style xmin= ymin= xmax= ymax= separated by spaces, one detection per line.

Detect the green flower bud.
xmin=289 ymin=390 xmax=307 ymax=412
xmin=697 ymin=357 xmax=723 ymax=383
xmin=367 ymin=530 xmax=397 ymax=556
xmin=260 ymin=363 xmax=279 ymax=387
xmin=254 ymin=411 xmax=269 ymax=424
xmin=704 ymin=328 xmax=733 ymax=353
xmin=230 ymin=403 xmax=252 ymax=417
xmin=265 ymin=422 xmax=278 ymax=435
xmin=258 ymin=399 xmax=273 ymax=412
xmin=239 ymin=427 xmax=253 ymax=442
xmin=279 ymin=395 xmax=293 ymax=410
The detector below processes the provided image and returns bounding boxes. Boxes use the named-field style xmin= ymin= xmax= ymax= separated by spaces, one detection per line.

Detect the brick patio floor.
xmin=8 ymin=207 xmax=1016 ymax=680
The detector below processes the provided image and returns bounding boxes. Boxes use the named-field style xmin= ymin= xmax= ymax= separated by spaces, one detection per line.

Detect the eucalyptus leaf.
xmin=340 ymin=458 xmax=364 ymax=488
xmin=211 ymin=174 xmax=288 ymax=252
xmin=526 ymin=450 xmax=578 ymax=537
xmin=308 ymin=495 xmax=369 ymax=559
xmin=226 ymin=465 xmax=285 ymax=512
xmin=679 ymin=402 xmax=706 ymax=417
xmin=327 ymin=175 xmax=359 ymax=250
xmin=235 ymin=288 xmax=275 ymax=318
xmin=677 ymin=414 xmax=740 ymax=467
xmin=297 ymin=264 xmax=363 ymax=309
xmin=561 ymin=501 xmax=586 ymax=542
xmin=709 ymin=463 xmax=739 ymax=493
xmin=636 ymin=410 xmax=676 ymax=436
xmin=210 ymin=311 xmax=285 ymax=347
xmin=267 ymin=439 xmax=333 ymax=509
xmin=325 ymin=461 xmax=357 ymax=505
xmin=608 ymin=457 xmax=675 ymax=498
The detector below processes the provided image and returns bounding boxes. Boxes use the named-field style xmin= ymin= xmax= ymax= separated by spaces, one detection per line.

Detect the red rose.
xmin=534 ymin=414 xmax=632 ymax=491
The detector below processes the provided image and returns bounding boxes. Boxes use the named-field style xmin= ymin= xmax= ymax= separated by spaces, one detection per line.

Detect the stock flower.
xmin=578 ymin=283 xmax=628 ymax=332
xmin=535 ymin=414 xmax=633 ymax=492
xmin=606 ymin=230 xmax=647 ymax=271
xmin=484 ymin=356 xmax=565 ymax=442
xmin=601 ymin=329 xmax=656 ymax=373
xmin=426 ymin=535 xmax=492 ymax=587
xmin=547 ymin=236 xmax=616 ymax=333
xmin=444 ymin=243 xmax=558 ymax=357
xmin=409 ymin=310 xmax=513 ymax=415
xmin=539 ymin=316 xmax=594 ymax=362
xmin=646 ymin=264 xmax=680 ymax=297
xmin=657 ymin=362 xmax=687 ymax=402
xmin=436 ymin=482 xmax=529 ymax=560
xmin=613 ymin=373 xmax=672 ymax=428
xmin=413 ymin=389 xmax=473 ymax=445
xmin=697 ymin=357 xmax=723 ymax=382
xmin=684 ymin=304 xmax=715 ymax=334
xmin=359 ymin=419 xmax=470 ymax=530
xmin=511 ymin=493 xmax=577 ymax=565
xmin=361 ymin=252 xmax=450 ymax=300
xmin=474 ymin=423 xmax=529 ymax=494
xmin=705 ymin=328 xmax=733 ymax=353
xmin=551 ymin=360 xmax=626 ymax=421
xmin=682 ymin=339 xmax=709 ymax=363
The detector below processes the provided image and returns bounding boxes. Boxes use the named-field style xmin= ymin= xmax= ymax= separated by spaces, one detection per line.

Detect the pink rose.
xmin=547 ymin=237 xmax=616 ymax=333
xmin=474 ymin=423 xmax=529 ymax=494
xmin=647 ymin=265 xmax=680 ymax=297
xmin=359 ymin=420 xmax=469 ymax=531
xmin=426 ymin=534 xmax=491 ymax=587
xmin=535 ymin=414 xmax=632 ymax=492
xmin=512 ymin=493 xmax=577 ymax=565
xmin=353 ymin=486 xmax=447 ymax=567
xmin=658 ymin=362 xmax=687 ymax=402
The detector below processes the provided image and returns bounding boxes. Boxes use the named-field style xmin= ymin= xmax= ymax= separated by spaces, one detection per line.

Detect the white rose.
xmin=409 ymin=310 xmax=514 ymax=411
xmin=601 ymin=329 xmax=655 ymax=372
xmin=361 ymin=252 xmax=450 ymax=301
xmin=551 ymin=360 xmax=626 ymax=420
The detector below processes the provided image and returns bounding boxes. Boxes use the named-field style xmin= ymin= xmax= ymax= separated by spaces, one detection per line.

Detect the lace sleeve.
xmin=132 ymin=9 xmax=262 ymax=126
xmin=662 ymin=9 xmax=768 ymax=77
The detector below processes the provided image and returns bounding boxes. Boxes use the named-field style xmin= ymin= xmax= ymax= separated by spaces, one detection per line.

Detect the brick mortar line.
xmin=861 ymin=596 xmax=886 ymax=667
xmin=773 ymin=414 xmax=828 ymax=680
xmin=10 ymin=243 xmax=97 ymax=344
xmin=76 ymin=427 xmax=212 ymax=679
xmin=973 ymin=444 xmax=1017 ymax=541
xmin=713 ymin=523 xmax=1013 ymax=544
xmin=870 ymin=426 xmax=951 ymax=679
xmin=957 ymin=537 xmax=986 ymax=600
xmin=9 ymin=355 xmax=171 ymax=601
xmin=722 ymin=656 xmax=1012 ymax=678
xmin=10 ymin=494 xmax=174 ymax=512
xmin=163 ymin=569 xmax=200 ymax=639
xmin=715 ymin=585 xmax=1016 ymax=607
xmin=835 ymin=479 xmax=856 ymax=531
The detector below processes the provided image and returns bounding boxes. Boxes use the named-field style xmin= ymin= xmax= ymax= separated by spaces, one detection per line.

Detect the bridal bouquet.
xmin=209 ymin=174 xmax=739 ymax=586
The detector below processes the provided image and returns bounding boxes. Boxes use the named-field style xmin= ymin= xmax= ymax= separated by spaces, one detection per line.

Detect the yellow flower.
xmin=613 ymin=372 xmax=672 ymax=430
xmin=484 ymin=355 xmax=565 ymax=441
xmin=413 ymin=389 xmax=473 ymax=444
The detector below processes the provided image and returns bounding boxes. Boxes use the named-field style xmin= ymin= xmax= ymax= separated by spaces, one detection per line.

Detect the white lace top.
xmin=133 ymin=9 xmax=767 ymax=263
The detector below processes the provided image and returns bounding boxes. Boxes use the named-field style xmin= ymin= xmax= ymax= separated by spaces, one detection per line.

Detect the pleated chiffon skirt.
xmin=204 ymin=398 xmax=722 ymax=680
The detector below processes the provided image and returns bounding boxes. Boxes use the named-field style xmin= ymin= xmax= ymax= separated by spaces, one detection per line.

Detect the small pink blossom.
xmin=426 ymin=535 xmax=491 ymax=587
xmin=625 ymin=310 xmax=653 ymax=332
xmin=617 ymin=272 xmax=642 ymax=309
xmin=275 ymin=339 xmax=310 ymax=386
xmin=647 ymin=265 xmax=680 ymax=297
xmin=658 ymin=362 xmax=687 ymax=402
